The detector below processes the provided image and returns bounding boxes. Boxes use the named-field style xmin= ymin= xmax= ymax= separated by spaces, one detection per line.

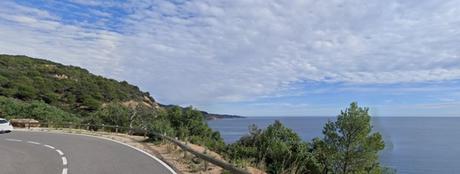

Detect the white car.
xmin=0 ymin=118 xmax=13 ymax=133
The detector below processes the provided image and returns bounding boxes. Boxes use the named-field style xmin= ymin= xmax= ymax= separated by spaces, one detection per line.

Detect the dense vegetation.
xmin=225 ymin=121 xmax=319 ymax=173
xmin=84 ymin=103 xmax=225 ymax=150
xmin=149 ymin=106 xmax=225 ymax=150
xmin=0 ymin=54 xmax=153 ymax=116
xmin=0 ymin=96 xmax=78 ymax=124
xmin=225 ymin=102 xmax=389 ymax=174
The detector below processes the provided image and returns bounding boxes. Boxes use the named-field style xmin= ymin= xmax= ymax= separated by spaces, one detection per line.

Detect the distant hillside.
xmin=159 ymin=104 xmax=244 ymax=120
xmin=0 ymin=54 xmax=242 ymax=119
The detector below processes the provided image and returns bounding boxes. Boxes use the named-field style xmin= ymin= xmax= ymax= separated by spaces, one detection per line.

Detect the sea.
xmin=208 ymin=117 xmax=460 ymax=174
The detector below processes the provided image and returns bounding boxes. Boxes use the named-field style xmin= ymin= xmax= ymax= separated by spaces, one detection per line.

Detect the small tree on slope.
xmin=313 ymin=102 xmax=385 ymax=174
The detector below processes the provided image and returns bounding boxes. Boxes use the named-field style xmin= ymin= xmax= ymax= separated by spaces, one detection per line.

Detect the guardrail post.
xmin=115 ymin=125 xmax=119 ymax=133
xmin=175 ymin=137 xmax=178 ymax=150
xmin=203 ymin=149 xmax=208 ymax=171
xmin=184 ymin=141 xmax=188 ymax=158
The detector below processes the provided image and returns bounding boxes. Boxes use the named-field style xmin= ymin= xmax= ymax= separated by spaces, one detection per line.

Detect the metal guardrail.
xmin=150 ymin=131 xmax=251 ymax=174
xmin=21 ymin=121 xmax=250 ymax=174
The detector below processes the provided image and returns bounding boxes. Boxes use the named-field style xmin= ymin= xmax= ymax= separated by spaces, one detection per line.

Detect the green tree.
xmin=126 ymin=104 xmax=158 ymax=134
xmin=148 ymin=109 xmax=175 ymax=140
xmin=313 ymin=102 xmax=385 ymax=174
xmin=90 ymin=103 xmax=130 ymax=127
xmin=14 ymin=83 xmax=37 ymax=100
xmin=81 ymin=95 xmax=101 ymax=111
xmin=227 ymin=121 xmax=319 ymax=174
xmin=146 ymin=106 xmax=224 ymax=150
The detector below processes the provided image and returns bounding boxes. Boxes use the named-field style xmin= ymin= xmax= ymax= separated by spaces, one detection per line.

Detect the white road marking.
xmin=56 ymin=149 xmax=64 ymax=156
xmin=62 ymin=168 xmax=68 ymax=174
xmin=62 ymin=156 xmax=68 ymax=165
xmin=44 ymin=144 xmax=56 ymax=149
xmin=27 ymin=141 xmax=40 ymax=145
xmin=3 ymin=138 xmax=69 ymax=174
xmin=10 ymin=131 xmax=177 ymax=174
xmin=5 ymin=138 xmax=22 ymax=142
xmin=60 ymin=132 xmax=177 ymax=174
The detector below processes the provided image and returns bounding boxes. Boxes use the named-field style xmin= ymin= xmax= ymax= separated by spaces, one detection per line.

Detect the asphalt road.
xmin=0 ymin=131 xmax=175 ymax=174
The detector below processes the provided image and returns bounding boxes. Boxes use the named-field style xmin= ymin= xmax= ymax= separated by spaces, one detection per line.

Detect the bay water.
xmin=208 ymin=117 xmax=460 ymax=174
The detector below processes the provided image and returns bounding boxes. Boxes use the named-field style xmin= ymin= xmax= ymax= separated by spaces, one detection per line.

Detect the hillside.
xmin=0 ymin=54 xmax=241 ymax=119
xmin=160 ymin=104 xmax=244 ymax=120
xmin=0 ymin=54 xmax=157 ymax=115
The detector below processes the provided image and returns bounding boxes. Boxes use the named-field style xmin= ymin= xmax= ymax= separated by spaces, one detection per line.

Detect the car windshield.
xmin=0 ymin=120 xmax=7 ymax=124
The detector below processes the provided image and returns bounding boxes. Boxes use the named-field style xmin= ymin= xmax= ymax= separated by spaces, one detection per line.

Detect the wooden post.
xmin=184 ymin=141 xmax=188 ymax=158
xmin=175 ymin=137 xmax=179 ymax=150
xmin=204 ymin=148 xmax=208 ymax=171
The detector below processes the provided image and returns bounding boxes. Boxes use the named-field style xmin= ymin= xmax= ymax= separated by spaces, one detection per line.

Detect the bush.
xmin=148 ymin=110 xmax=176 ymax=140
xmin=146 ymin=106 xmax=225 ymax=150
xmin=0 ymin=96 xmax=79 ymax=124
xmin=226 ymin=121 xmax=319 ymax=174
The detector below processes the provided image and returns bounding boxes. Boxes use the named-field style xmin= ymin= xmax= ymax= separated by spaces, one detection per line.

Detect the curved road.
xmin=0 ymin=131 xmax=175 ymax=174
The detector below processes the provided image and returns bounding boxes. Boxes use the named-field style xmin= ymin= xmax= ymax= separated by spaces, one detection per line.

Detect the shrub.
xmin=226 ymin=121 xmax=319 ymax=174
xmin=0 ymin=96 xmax=79 ymax=124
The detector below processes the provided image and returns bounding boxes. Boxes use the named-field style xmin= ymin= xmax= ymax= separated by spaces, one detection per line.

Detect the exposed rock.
xmin=53 ymin=74 xmax=69 ymax=79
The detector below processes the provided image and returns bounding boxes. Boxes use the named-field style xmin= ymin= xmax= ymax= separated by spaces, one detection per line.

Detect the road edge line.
xmin=15 ymin=130 xmax=177 ymax=174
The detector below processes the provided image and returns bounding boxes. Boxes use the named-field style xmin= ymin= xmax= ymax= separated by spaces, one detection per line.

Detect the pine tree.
xmin=313 ymin=102 xmax=385 ymax=174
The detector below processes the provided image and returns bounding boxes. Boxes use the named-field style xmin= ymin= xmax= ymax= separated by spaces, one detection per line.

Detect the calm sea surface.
xmin=208 ymin=117 xmax=460 ymax=174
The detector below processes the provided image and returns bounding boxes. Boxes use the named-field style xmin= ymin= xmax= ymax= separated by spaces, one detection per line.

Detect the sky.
xmin=0 ymin=0 xmax=459 ymax=117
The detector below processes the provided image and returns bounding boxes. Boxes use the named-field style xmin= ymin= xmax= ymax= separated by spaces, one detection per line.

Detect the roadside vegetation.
xmin=0 ymin=55 xmax=391 ymax=173
xmin=0 ymin=95 xmax=224 ymax=152
xmin=150 ymin=106 xmax=225 ymax=151
xmin=225 ymin=102 xmax=389 ymax=174
xmin=1 ymin=95 xmax=390 ymax=173
xmin=0 ymin=96 xmax=79 ymax=124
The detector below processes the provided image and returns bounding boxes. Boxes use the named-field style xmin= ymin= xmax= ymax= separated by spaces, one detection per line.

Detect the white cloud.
xmin=0 ymin=1 xmax=123 ymax=76
xmin=0 ymin=0 xmax=460 ymax=105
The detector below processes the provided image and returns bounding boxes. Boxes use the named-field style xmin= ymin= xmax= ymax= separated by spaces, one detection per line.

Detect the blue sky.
xmin=1 ymin=0 xmax=460 ymax=116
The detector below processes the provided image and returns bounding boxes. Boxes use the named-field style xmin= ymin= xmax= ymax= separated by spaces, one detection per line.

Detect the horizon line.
xmin=239 ymin=115 xmax=460 ymax=118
